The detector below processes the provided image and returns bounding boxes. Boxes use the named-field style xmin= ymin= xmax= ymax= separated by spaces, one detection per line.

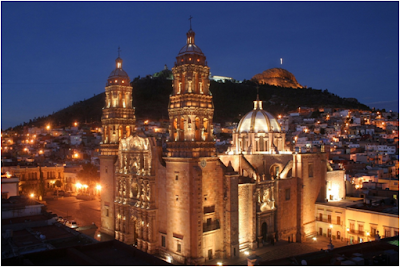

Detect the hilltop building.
xmin=252 ymin=68 xmax=304 ymax=88
xmin=99 ymin=25 xmax=346 ymax=265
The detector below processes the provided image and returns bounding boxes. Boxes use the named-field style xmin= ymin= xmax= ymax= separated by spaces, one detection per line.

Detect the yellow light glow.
xmin=39 ymin=150 xmax=43 ymax=154
xmin=144 ymin=120 xmax=149 ymax=125
xmin=330 ymin=224 xmax=333 ymax=228
xmin=96 ymin=185 xmax=102 ymax=191
xmin=366 ymin=232 xmax=370 ymax=236
xmin=74 ymin=153 xmax=79 ymax=158
xmin=74 ymin=122 xmax=78 ymax=127
xmin=30 ymin=193 xmax=34 ymax=198
xmin=312 ymin=237 xmax=317 ymax=241
xmin=83 ymin=184 xmax=88 ymax=189
xmin=76 ymin=183 xmax=82 ymax=189
xmin=46 ymin=125 xmax=50 ymax=130
xmin=217 ymin=262 xmax=223 ymax=266
xmin=244 ymin=251 xmax=250 ymax=256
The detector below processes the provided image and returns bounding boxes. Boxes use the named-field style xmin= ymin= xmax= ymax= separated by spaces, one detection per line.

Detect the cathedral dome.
xmin=177 ymin=29 xmax=204 ymax=56
xmin=237 ymin=97 xmax=281 ymax=133
xmin=108 ymin=57 xmax=129 ymax=79
xmin=107 ymin=56 xmax=130 ymax=86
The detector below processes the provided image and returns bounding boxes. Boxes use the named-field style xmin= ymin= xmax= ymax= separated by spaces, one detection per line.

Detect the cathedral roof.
xmin=108 ymin=57 xmax=129 ymax=79
xmin=237 ymin=95 xmax=281 ymax=133
xmin=177 ymin=28 xmax=204 ymax=56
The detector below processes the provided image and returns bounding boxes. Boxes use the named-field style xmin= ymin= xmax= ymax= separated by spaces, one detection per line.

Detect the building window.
xmin=175 ymin=175 xmax=178 ymax=181
xmin=161 ymin=235 xmax=166 ymax=247
xmin=177 ymin=243 xmax=181 ymax=253
xmin=337 ymin=216 xmax=341 ymax=225
xmin=358 ymin=224 xmax=364 ymax=235
xmin=106 ymin=208 xmax=109 ymax=217
xmin=350 ymin=222 xmax=355 ymax=233
xmin=328 ymin=215 xmax=331 ymax=223
xmin=308 ymin=163 xmax=313 ymax=177
xmin=285 ymin=188 xmax=290 ymax=200
xmin=385 ymin=229 xmax=391 ymax=238
xmin=371 ymin=227 xmax=377 ymax=237
xmin=319 ymin=213 xmax=322 ymax=221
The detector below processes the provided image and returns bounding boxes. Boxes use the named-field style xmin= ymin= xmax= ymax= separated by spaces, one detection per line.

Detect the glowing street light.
xmin=30 ymin=193 xmax=35 ymax=198
xmin=217 ymin=262 xmax=223 ymax=266
xmin=46 ymin=125 xmax=51 ymax=130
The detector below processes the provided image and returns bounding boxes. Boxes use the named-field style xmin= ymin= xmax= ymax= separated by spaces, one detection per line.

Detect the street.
xmin=45 ymin=196 xmax=103 ymax=240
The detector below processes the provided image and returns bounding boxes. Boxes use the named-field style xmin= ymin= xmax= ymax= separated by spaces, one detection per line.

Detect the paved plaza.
xmin=206 ymin=236 xmax=348 ymax=266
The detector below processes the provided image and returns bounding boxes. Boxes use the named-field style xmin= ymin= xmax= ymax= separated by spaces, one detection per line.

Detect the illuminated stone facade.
xmin=100 ymin=26 xmax=341 ymax=265
xmin=100 ymin=55 xmax=136 ymax=236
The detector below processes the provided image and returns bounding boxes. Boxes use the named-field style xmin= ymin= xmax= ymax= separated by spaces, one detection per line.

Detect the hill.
xmin=7 ymin=77 xmax=370 ymax=130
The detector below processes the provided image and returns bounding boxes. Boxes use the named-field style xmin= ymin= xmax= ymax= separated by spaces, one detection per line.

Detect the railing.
xmin=203 ymin=220 xmax=220 ymax=233
xmin=315 ymin=217 xmax=342 ymax=226
xmin=348 ymin=229 xmax=368 ymax=236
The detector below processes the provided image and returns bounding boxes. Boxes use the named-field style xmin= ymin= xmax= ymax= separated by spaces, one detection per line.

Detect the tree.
xmin=77 ymin=163 xmax=99 ymax=186
xmin=55 ymin=180 xmax=63 ymax=188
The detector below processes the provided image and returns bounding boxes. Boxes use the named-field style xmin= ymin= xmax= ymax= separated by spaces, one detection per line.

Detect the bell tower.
xmin=100 ymin=49 xmax=135 ymax=237
xmin=168 ymin=22 xmax=215 ymax=157
xmin=164 ymin=22 xmax=224 ymax=265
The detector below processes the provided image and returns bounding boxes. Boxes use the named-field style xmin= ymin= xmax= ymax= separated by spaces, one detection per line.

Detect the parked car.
xmin=53 ymin=190 xmax=65 ymax=196
xmin=65 ymin=220 xmax=78 ymax=229
xmin=57 ymin=216 xmax=64 ymax=223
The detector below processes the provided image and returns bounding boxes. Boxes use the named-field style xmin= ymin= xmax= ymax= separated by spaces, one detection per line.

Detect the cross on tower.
xmin=189 ymin=15 xmax=193 ymax=30
xmin=118 ymin=46 xmax=121 ymax=58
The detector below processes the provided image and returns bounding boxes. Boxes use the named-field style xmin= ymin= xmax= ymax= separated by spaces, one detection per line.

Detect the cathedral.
xmin=99 ymin=25 xmax=344 ymax=265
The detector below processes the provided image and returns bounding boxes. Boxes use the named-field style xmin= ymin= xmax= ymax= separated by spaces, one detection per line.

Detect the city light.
xmin=244 ymin=251 xmax=250 ymax=256
xmin=30 ymin=193 xmax=35 ymax=198
xmin=46 ymin=125 xmax=51 ymax=130
xmin=312 ymin=237 xmax=317 ymax=241
xmin=76 ymin=183 xmax=82 ymax=189
xmin=329 ymin=224 xmax=333 ymax=228
xmin=217 ymin=262 xmax=223 ymax=266
xmin=166 ymin=256 xmax=172 ymax=263
xmin=96 ymin=185 xmax=102 ymax=191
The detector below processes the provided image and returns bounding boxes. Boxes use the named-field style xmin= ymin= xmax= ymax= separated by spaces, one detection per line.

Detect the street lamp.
xmin=96 ymin=184 xmax=102 ymax=196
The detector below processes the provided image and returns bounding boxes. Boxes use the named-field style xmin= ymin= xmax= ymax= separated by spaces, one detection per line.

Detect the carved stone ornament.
xmin=260 ymin=187 xmax=275 ymax=212
xmin=119 ymin=135 xmax=149 ymax=151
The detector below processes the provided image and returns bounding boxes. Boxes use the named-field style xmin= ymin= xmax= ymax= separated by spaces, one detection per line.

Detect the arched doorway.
xmin=261 ymin=222 xmax=268 ymax=242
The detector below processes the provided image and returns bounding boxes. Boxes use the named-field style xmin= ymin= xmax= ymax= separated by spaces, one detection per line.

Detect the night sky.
xmin=1 ymin=1 xmax=399 ymax=129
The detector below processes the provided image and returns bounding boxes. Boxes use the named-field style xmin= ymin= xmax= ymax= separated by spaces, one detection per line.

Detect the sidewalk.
xmin=206 ymin=236 xmax=348 ymax=266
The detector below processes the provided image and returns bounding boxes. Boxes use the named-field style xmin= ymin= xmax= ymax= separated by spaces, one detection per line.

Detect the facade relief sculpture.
xmin=258 ymin=186 xmax=275 ymax=212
